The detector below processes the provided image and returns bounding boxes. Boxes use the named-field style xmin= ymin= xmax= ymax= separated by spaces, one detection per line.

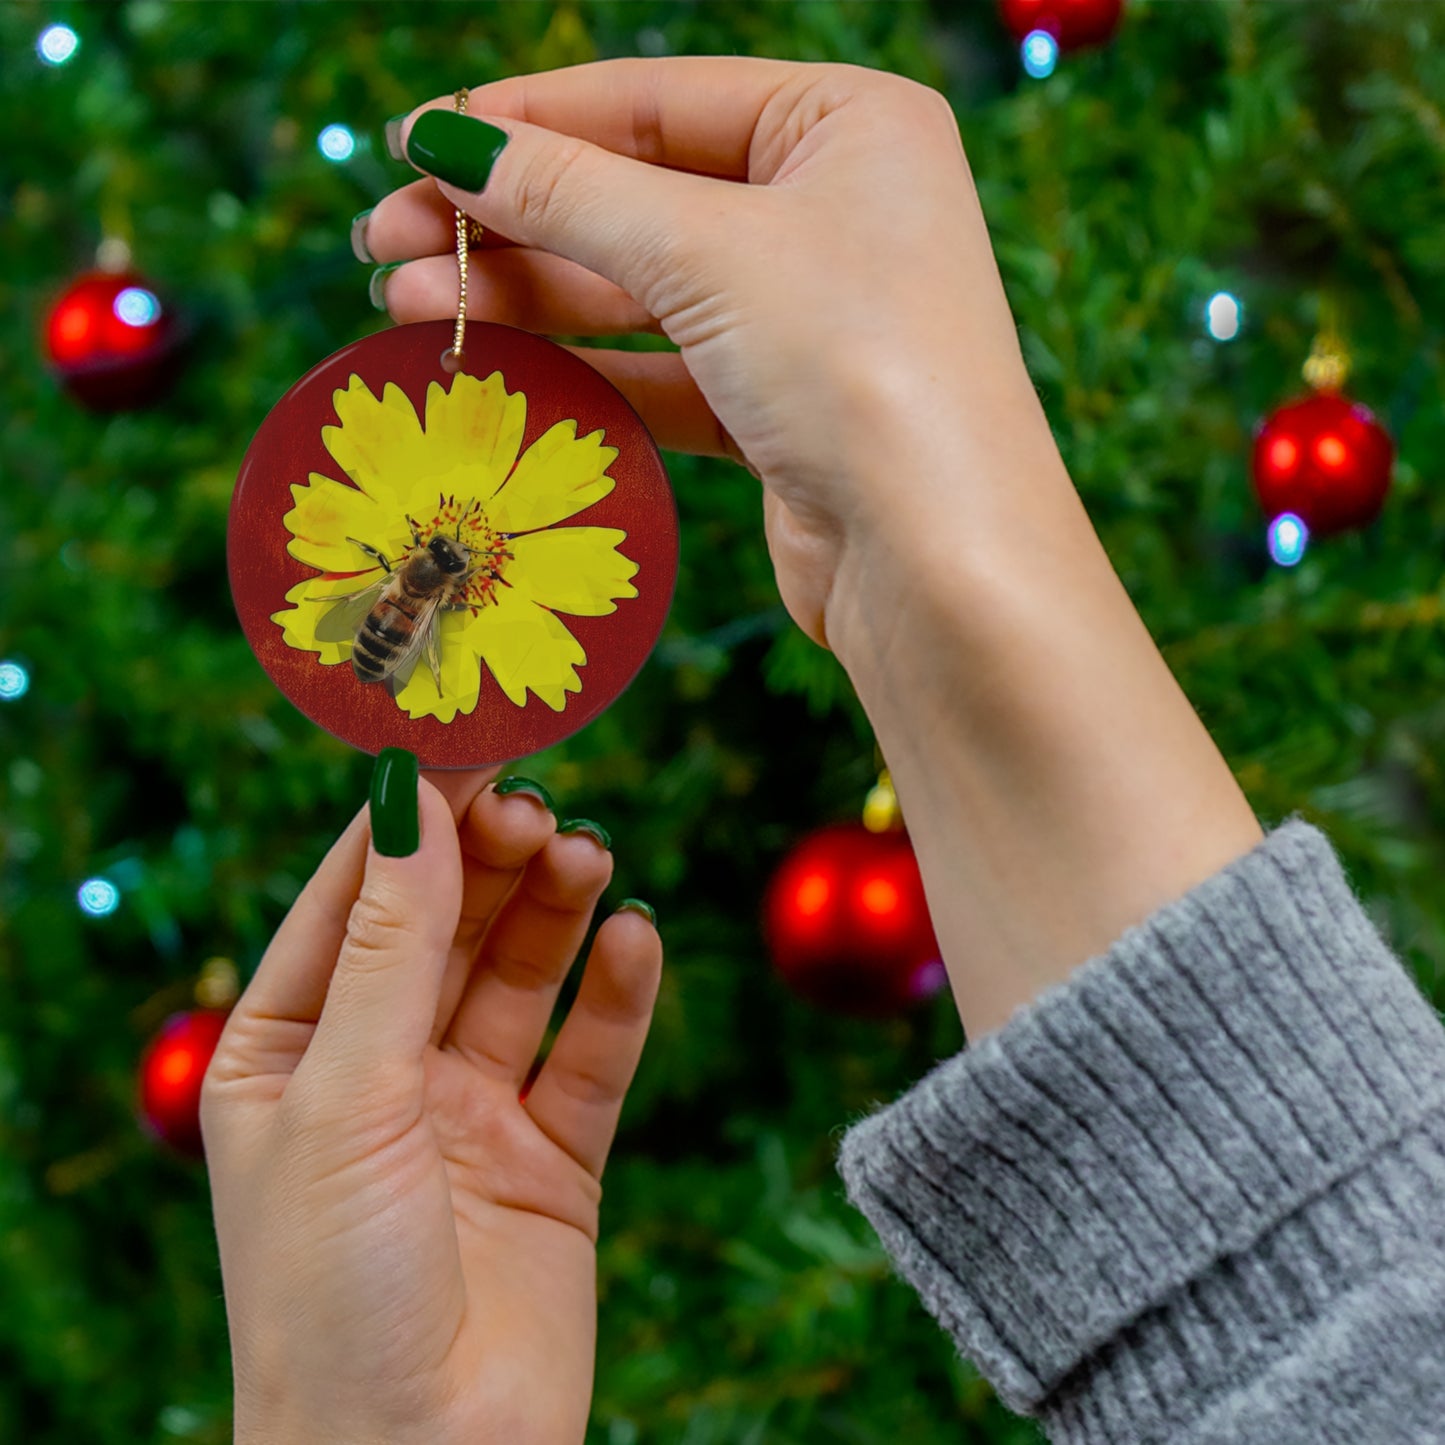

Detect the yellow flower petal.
xmin=470 ymin=584 xmax=587 ymax=711
xmin=393 ymin=608 xmax=482 ymax=724
xmin=419 ymin=370 xmax=527 ymax=506
xmin=271 ymin=580 xmax=355 ymax=666
xmin=321 ymin=377 xmax=426 ymax=511
xmin=485 ymin=420 xmax=618 ymax=533
xmin=282 ymin=473 xmax=404 ymax=574
xmin=506 ymin=527 xmax=639 ymax=616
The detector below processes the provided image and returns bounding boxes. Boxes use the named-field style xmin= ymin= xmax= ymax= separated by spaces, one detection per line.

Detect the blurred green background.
xmin=2 ymin=1 xmax=1443 ymax=1441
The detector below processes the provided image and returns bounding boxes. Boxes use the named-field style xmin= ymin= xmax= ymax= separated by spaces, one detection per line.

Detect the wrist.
xmin=824 ymin=416 xmax=1262 ymax=1039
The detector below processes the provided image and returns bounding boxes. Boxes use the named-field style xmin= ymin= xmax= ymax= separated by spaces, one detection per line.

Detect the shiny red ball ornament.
xmin=763 ymin=822 xmax=945 ymax=1017
xmin=1251 ymin=392 xmax=1394 ymax=537
xmin=44 ymin=269 xmax=181 ymax=410
xmin=137 ymin=1009 xmax=230 ymax=1157
xmin=998 ymin=0 xmax=1124 ymax=49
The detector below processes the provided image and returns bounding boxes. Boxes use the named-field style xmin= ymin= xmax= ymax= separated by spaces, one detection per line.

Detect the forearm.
xmin=826 ymin=386 xmax=1262 ymax=1040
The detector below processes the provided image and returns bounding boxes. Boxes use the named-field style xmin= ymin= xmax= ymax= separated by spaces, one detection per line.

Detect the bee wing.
xmin=382 ymin=593 xmax=447 ymax=697
xmin=313 ymin=578 xmax=389 ymax=645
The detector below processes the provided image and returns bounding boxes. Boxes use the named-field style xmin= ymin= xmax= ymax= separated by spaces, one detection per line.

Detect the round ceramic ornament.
xmin=230 ymin=317 xmax=675 ymax=767
xmin=230 ymin=87 xmax=675 ymax=769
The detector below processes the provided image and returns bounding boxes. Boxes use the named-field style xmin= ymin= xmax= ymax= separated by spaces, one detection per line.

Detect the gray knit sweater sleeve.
xmin=835 ymin=818 xmax=1445 ymax=1443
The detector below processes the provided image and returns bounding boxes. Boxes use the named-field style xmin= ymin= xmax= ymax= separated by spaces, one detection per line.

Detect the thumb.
xmin=397 ymin=106 xmax=742 ymax=316
xmin=302 ymin=753 xmax=462 ymax=1090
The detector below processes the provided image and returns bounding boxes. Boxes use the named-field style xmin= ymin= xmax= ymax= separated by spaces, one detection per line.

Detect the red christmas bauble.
xmin=44 ymin=270 xmax=181 ymax=410
xmin=1251 ymin=392 xmax=1394 ymax=537
xmin=137 ymin=1009 xmax=230 ymax=1157
xmin=763 ymin=823 xmax=945 ymax=1017
xmin=998 ymin=0 xmax=1124 ymax=49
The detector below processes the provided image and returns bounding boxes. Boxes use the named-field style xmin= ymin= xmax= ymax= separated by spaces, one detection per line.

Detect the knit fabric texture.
xmin=835 ymin=818 xmax=1445 ymax=1443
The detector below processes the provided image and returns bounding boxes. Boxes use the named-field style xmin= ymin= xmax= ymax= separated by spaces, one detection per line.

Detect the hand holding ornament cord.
xmin=370 ymin=56 xmax=1261 ymax=1035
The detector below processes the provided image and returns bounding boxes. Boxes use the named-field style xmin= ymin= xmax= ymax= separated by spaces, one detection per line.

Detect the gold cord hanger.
xmin=442 ymin=87 xmax=480 ymax=372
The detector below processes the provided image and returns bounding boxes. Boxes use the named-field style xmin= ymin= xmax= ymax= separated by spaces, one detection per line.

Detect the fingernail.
xmin=558 ymin=818 xmax=611 ymax=851
xmin=384 ymin=113 xmax=409 ymax=162
xmin=371 ymin=748 xmax=420 ymax=857
xmin=493 ymin=775 xmax=555 ymax=812
xmin=405 ymin=110 xmax=510 ymax=192
xmin=369 ymin=261 xmax=404 ymax=311
xmin=617 ymin=898 xmax=656 ymax=926
xmin=350 ymin=208 xmax=375 ymax=263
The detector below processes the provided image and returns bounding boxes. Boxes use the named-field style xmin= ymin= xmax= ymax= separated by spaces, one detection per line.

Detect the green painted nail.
xmin=617 ymin=898 xmax=656 ymax=926
xmin=405 ymin=110 xmax=510 ymax=192
xmin=350 ymin=208 xmax=375 ymax=264
xmin=558 ymin=818 xmax=611 ymax=851
xmin=368 ymin=261 xmax=404 ymax=311
xmin=370 ymin=748 xmax=419 ymax=857
xmin=494 ymin=775 xmax=555 ymax=812
xmin=384 ymin=113 xmax=409 ymax=162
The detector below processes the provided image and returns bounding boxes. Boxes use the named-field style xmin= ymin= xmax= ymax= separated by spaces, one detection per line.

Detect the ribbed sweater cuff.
xmin=835 ymin=818 xmax=1445 ymax=1431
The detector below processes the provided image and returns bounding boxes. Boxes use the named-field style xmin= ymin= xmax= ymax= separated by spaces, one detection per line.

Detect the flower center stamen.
xmin=418 ymin=493 xmax=513 ymax=611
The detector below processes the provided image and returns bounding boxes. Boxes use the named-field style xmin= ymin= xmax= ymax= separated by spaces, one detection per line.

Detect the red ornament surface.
xmin=44 ymin=269 xmax=181 ymax=410
xmin=1251 ymin=391 xmax=1394 ymax=537
xmin=229 ymin=319 xmax=678 ymax=768
xmin=998 ymin=0 xmax=1124 ymax=48
xmin=763 ymin=823 xmax=945 ymax=1017
xmin=137 ymin=1009 xmax=230 ymax=1158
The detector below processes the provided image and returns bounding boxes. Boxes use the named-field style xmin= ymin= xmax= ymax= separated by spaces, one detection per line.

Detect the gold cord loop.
xmin=443 ymin=87 xmax=479 ymax=371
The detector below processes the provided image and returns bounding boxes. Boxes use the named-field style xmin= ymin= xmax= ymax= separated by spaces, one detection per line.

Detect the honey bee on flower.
xmin=271 ymin=370 xmax=639 ymax=723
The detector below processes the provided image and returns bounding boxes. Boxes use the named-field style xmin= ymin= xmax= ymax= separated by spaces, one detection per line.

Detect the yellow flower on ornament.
xmin=270 ymin=370 xmax=639 ymax=722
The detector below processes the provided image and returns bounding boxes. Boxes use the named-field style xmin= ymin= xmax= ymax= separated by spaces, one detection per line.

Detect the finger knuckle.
xmin=513 ymin=135 xmax=590 ymax=232
xmin=341 ymin=893 xmax=411 ymax=969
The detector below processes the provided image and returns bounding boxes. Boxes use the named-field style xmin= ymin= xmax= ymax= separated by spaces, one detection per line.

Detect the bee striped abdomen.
xmin=353 ymin=595 xmax=420 ymax=680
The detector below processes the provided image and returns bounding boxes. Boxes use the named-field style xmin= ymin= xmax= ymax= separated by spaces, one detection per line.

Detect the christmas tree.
xmin=2 ymin=3 xmax=1443 ymax=1441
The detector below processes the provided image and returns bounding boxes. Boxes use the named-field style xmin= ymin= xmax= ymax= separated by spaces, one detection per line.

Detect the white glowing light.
xmin=1022 ymin=30 xmax=1059 ymax=79
xmin=78 ymin=878 xmax=121 ymax=917
xmin=1267 ymin=512 xmax=1309 ymax=567
xmin=114 ymin=287 xmax=161 ymax=327
xmin=0 ymin=661 xmax=29 ymax=700
xmin=318 ymin=124 xmax=356 ymax=162
xmin=1206 ymin=291 xmax=1243 ymax=342
xmin=38 ymin=24 xmax=79 ymax=65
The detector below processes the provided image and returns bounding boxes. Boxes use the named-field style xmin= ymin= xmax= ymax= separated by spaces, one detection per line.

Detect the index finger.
xmin=408 ymin=54 xmax=810 ymax=181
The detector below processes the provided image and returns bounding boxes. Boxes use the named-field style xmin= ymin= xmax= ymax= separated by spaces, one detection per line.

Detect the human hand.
xmin=359 ymin=57 xmax=1059 ymax=659
xmin=201 ymin=760 xmax=661 ymax=1445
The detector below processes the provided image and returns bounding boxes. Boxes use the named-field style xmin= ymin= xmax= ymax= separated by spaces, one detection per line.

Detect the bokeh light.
xmin=114 ymin=287 xmax=162 ymax=327
xmin=77 ymin=878 xmax=121 ymax=917
xmin=1267 ymin=512 xmax=1309 ymax=567
xmin=317 ymin=124 xmax=356 ymax=162
xmin=0 ymin=660 xmax=29 ymax=701
xmin=37 ymin=24 xmax=79 ymax=66
xmin=1205 ymin=291 xmax=1242 ymax=341
xmin=1022 ymin=30 xmax=1059 ymax=79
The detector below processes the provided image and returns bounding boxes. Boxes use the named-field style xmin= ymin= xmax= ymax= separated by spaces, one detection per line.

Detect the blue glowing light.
xmin=1205 ymin=291 xmax=1243 ymax=341
xmin=114 ymin=287 xmax=161 ymax=328
xmin=38 ymin=24 xmax=79 ymax=65
xmin=78 ymin=878 xmax=121 ymax=917
xmin=0 ymin=661 xmax=29 ymax=701
xmin=1022 ymin=30 xmax=1059 ymax=79
xmin=318 ymin=124 xmax=356 ymax=162
xmin=1267 ymin=512 xmax=1309 ymax=567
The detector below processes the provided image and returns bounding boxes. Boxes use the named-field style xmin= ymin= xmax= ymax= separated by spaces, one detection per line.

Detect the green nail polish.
xmin=384 ymin=113 xmax=409 ymax=162
xmin=617 ymin=898 xmax=656 ymax=926
xmin=370 ymin=748 xmax=419 ymax=857
xmin=350 ymin=208 xmax=375 ymax=264
xmin=405 ymin=110 xmax=510 ymax=192
xmin=494 ymin=775 xmax=555 ymax=812
xmin=369 ymin=261 xmax=403 ymax=311
xmin=558 ymin=818 xmax=611 ymax=851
